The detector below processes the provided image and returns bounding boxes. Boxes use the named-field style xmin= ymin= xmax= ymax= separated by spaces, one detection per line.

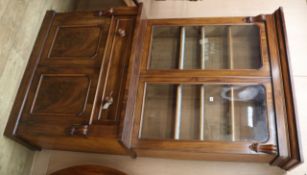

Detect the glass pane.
xmin=150 ymin=27 xmax=180 ymax=69
xmin=140 ymin=84 xmax=268 ymax=142
xmin=149 ymin=25 xmax=261 ymax=69
xmin=140 ymin=85 xmax=176 ymax=139
xmin=231 ymin=26 xmax=261 ymax=69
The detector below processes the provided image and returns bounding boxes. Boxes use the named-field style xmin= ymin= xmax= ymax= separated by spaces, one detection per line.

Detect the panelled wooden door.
xmin=17 ymin=11 xmax=112 ymax=139
xmin=3 ymin=5 xmax=140 ymax=153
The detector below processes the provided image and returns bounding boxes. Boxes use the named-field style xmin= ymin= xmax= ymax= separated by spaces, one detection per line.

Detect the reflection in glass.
xmin=140 ymin=84 xmax=268 ymax=142
xmin=149 ymin=25 xmax=261 ymax=70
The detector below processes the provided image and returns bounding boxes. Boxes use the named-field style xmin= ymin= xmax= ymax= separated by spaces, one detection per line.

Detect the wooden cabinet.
xmin=5 ymin=4 xmax=301 ymax=171
xmin=5 ymin=6 xmax=140 ymax=155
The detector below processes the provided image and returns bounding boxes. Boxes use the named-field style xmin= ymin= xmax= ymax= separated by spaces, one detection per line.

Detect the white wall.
xmin=30 ymin=0 xmax=307 ymax=174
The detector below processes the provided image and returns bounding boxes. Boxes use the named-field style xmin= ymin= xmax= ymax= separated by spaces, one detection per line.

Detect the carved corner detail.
xmin=249 ymin=143 xmax=277 ymax=155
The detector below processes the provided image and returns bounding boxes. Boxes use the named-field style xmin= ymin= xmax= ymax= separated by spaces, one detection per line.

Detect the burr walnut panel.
xmin=40 ymin=14 xmax=111 ymax=66
xmin=49 ymin=26 xmax=101 ymax=58
xmin=30 ymin=74 xmax=91 ymax=116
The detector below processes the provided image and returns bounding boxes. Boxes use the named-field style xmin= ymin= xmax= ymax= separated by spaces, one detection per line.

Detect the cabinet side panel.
xmin=273 ymin=7 xmax=303 ymax=170
xmin=265 ymin=14 xmax=290 ymax=167
xmin=4 ymin=11 xmax=56 ymax=149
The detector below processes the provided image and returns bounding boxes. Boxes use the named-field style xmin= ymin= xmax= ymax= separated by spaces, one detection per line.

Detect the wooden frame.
xmin=140 ymin=19 xmax=270 ymax=75
xmin=132 ymin=80 xmax=276 ymax=157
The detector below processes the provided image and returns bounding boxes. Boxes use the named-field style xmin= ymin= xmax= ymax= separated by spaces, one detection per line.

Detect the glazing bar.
xmin=228 ymin=26 xmax=236 ymax=141
xmin=174 ymin=27 xmax=186 ymax=140
xmin=200 ymin=26 xmax=206 ymax=140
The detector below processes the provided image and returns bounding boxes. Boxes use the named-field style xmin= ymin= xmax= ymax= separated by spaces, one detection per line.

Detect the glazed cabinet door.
xmin=131 ymin=16 xmax=280 ymax=162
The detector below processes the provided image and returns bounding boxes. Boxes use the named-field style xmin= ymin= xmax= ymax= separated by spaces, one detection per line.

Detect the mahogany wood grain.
xmin=40 ymin=12 xmax=111 ymax=66
xmin=4 ymin=4 xmax=301 ymax=170
xmin=265 ymin=13 xmax=290 ymax=168
xmin=120 ymin=3 xmax=145 ymax=149
xmin=136 ymin=149 xmax=274 ymax=163
xmin=5 ymin=6 xmax=139 ymax=154
xmin=95 ymin=17 xmax=135 ymax=121
xmin=59 ymin=7 xmax=138 ymax=16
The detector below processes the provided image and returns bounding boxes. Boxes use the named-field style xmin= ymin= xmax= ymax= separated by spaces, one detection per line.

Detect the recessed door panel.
xmin=40 ymin=13 xmax=111 ymax=65
xmin=30 ymin=74 xmax=91 ymax=116
xmin=49 ymin=26 xmax=101 ymax=58
xmin=23 ymin=67 xmax=99 ymax=119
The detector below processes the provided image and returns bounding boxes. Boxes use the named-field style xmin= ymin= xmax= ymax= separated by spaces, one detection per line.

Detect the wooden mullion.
xmin=140 ymin=69 xmax=271 ymax=78
xmin=138 ymin=76 xmax=271 ymax=85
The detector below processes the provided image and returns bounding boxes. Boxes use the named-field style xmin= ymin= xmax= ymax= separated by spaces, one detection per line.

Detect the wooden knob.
xmin=117 ymin=28 xmax=126 ymax=37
